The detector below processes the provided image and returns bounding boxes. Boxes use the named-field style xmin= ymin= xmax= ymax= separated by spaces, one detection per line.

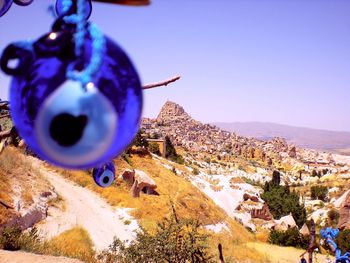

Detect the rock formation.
xmin=274 ymin=213 xmax=297 ymax=231
xmin=337 ymin=190 xmax=350 ymax=230
xmin=299 ymin=223 xmax=310 ymax=236
xmin=243 ymin=193 xmax=259 ymax=202
xmin=128 ymin=170 xmax=158 ymax=197
xmin=0 ymin=191 xmax=55 ymax=233
xmin=121 ymin=169 xmax=135 ymax=185
xmin=250 ymin=204 xmax=273 ymax=221
xmin=156 ymin=101 xmax=191 ymax=124
xmin=288 ymin=146 xmax=297 ymax=158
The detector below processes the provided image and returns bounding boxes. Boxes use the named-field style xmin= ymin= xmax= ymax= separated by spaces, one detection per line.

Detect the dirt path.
xmin=0 ymin=250 xmax=83 ymax=263
xmin=30 ymin=158 xmax=139 ymax=251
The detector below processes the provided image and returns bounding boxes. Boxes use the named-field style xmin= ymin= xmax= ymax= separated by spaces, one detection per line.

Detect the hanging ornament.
xmin=56 ymin=0 xmax=92 ymax=20
xmin=92 ymin=161 xmax=115 ymax=187
xmin=0 ymin=1 xmax=13 ymax=17
xmin=92 ymin=0 xmax=150 ymax=6
xmin=0 ymin=0 xmax=34 ymax=17
xmin=0 ymin=0 xmax=143 ymax=172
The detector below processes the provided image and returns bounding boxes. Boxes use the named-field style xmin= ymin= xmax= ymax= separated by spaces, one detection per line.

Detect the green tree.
xmin=192 ymin=167 xmax=200 ymax=175
xmin=148 ymin=142 xmax=161 ymax=155
xmin=269 ymin=227 xmax=308 ymax=249
xmin=272 ymin=170 xmax=281 ymax=186
xmin=310 ymin=186 xmax=328 ymax=201
xmin=262 ymin=177 xmax=306 ymax=227
xmin=132 ymin=129 xmax=149 ymax=148
xmin=336 ymin=229 xmax=350 ymax=255
xmin=327 ymin=209 xmax=340 ymax=226
xmin=165 ymin=136 xmax=184 ymax=164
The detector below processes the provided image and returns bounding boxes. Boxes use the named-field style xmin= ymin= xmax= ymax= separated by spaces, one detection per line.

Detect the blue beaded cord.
xmin=320 ymin=227 xmax=350 ymax=262
xmin=60 ymin=0 xmax=106 ymax=86
xmin=57 ymin=0 xmax=115 ymax=181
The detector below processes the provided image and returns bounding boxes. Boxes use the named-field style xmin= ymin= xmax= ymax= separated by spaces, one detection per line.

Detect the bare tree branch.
xmin=143 ymin=75 xmax=181 ymax=90
xmin=93 ymin=0 xmax=150 ymax=6
xmin=0 ymin=114 xmax=10 ymax=119
xmin=0 ymin=103 xmax=9 ymax=111
xmin=0 ymin=200 xmax=14 ymax=210
xmin=218 ymin=244 xmax=225 ymax=263
xmin=0 ymin=129 xmax=12 ymax=139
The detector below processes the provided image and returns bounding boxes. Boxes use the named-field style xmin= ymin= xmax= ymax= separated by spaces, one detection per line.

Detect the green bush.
xmin=148 ymin=142 xmax=161 ymax=155
xmin=126 ymin=129 xmax=149 ymax=153
xmin=121 ymin=153 xmax=132 ymax=165
xmin=97 ymin=216 xmax=214 ymax=263
xmin=192 ymin=167 xmax=200 ymax=175
xmin=0 ymin=226 xmax=22 ymax=250
xmin=262 ymin=175 xmax=306 ymax=227
xmin=133 ymin=129 xmax=149 ymax=148
xmin=165 ymin=136 xmax=184 ymax=164
xmin=336 ymin=229 xmax=350 ymax=255
xmin=268 ymin=227 xmax=308 ymax=249
xmin=0 ymin=227 xmax=43 ymax=252
xmin=327 ymin=209 xmax=340 ymax=226
xmin=311 ymin=186 xmax=328 ymax=201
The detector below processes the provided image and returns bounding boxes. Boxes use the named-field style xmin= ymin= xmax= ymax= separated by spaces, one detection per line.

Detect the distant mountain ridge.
xmin=212 ymin=121 xmax=350 ymax=152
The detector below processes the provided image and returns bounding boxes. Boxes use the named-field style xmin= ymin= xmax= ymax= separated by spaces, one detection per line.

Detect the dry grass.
xmin=230 ymin=177 xmax=245 ymax=184
xmin=255 ymin=230 xmax=269 ymax=243
xmin=210 ymin=184 xmax=224 ymax=192
xmin=209 ymin=232 xmax=271 ymax=263
xmin=247 ymin=242 xmax=334 ymax=263
xmin=0 ymin=147 xmax=55 ymax=224
xmin=0 ymin=147 xmax=32 ymax=224
xmin=48 ymin=193 xmax=66 ymax=212
xmin=0 ymin=168 xmax=13 ymax=224
xmin=47 ymin=227 xmax=95 ymax=262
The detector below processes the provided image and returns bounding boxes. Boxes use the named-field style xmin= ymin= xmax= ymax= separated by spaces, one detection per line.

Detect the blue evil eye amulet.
xmin=0 ymin=1 xmax=143 ymax=188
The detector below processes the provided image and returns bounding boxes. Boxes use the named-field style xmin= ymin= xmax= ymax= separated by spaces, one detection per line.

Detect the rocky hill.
xmin=142 ymin=101 xmax=347 ymax=170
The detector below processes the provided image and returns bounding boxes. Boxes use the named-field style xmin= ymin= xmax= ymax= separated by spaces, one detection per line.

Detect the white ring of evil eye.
xmin=35 ymin=80 xmax=117 ymax=167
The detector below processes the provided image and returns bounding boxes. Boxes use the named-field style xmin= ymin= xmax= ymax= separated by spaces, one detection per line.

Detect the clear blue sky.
xmin=1 ymin=0 xmax=349 ymax=131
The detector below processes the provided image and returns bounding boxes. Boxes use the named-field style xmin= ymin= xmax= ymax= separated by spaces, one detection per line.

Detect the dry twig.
xmin=143 ymin=75 xmax=181 ymax=90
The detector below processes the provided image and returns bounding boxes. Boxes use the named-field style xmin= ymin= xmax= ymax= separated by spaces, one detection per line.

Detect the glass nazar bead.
xmin=0 ymin=0 xmax=34 ymax=17
xmin=0 ymin=19 xmax=143 ymax=170
xmin=92 ymin=161 xmax=115 ymax=187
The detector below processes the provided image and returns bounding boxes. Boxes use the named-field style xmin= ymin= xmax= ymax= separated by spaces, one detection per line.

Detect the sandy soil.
xmin=0 ymin=250 xmax=83 ymax=263
xmin=30 ymin=158 xmax=139 ymax=251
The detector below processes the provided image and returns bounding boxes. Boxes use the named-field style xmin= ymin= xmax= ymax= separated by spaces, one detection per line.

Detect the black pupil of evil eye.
xmin=49 ymin=113 xmax=88 ymax=147
xmin=103 ymin=176 xmax=110 ymax=184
